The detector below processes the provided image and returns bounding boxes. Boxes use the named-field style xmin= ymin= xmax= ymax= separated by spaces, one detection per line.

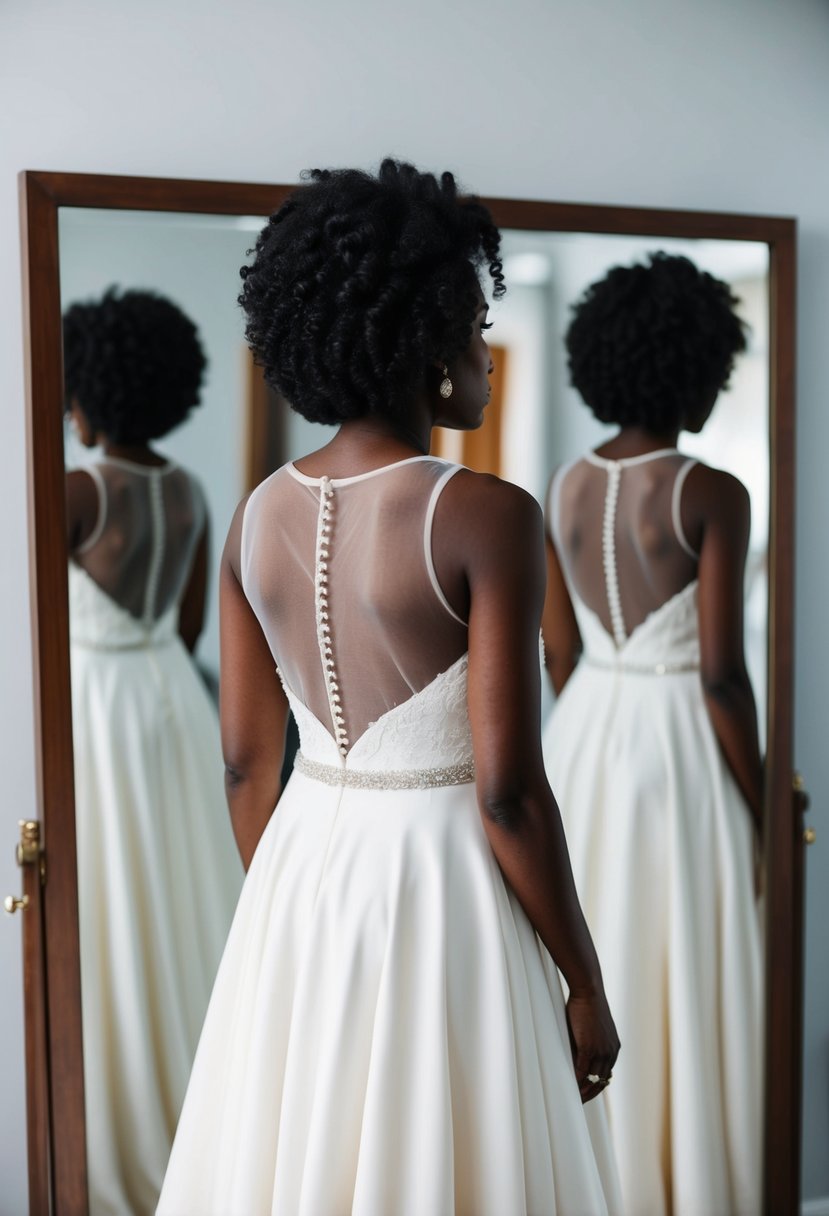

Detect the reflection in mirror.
xmin=441 ymin=231 xmax=767 ymax=1214
xmin=58 ymin=210 xmax=279 ymax=1213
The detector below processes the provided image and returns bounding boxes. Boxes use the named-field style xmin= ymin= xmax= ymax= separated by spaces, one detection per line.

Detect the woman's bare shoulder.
xmin=684 ymin=459 xmax=750 ymax=515
xmin=682 ymin=460 xmax=751 ymax=556
xmin=445 ymin=467 xmax=542 ymax=522
xmin=439 ymin=468 xmax=544 ymax=567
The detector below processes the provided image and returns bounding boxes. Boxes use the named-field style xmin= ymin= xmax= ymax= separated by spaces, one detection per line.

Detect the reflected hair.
xmin=62 ymin=287 xmax=207 ymax=443
xmin=565 ymin=252 xmax=748 ymax=431
xmin=238 ymin=158 xmax=504 ymax=425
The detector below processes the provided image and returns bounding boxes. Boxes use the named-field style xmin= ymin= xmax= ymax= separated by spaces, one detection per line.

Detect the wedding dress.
xmin=157 ymin=455 xmax=621 ymax=1216
xmin=69 ymin=456 xmax=243 ymax=1215
xmin=543 ymin=449 xmax=762 ymax=1216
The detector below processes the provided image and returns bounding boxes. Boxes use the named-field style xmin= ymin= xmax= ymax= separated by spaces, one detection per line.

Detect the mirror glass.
xmin=436 ymin=229 xmax=769 ymax=733
xmin=59 ymin=208 xmax=769 ymax=1215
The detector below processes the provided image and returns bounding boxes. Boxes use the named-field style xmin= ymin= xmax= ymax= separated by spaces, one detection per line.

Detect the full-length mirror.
xmin=19 ymin=173 xmax=800 ymax=1216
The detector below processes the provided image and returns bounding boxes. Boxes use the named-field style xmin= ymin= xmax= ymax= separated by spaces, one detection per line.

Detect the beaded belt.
xmin=583 ymin=656 xmax=700 ymax=676
xmin=71 ymin=635 xmax=175 ymax=652
xmin=294 ymin=752 xmax=475 ymax=791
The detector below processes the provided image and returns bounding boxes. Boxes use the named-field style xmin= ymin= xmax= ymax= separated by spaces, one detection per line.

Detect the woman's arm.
xmin=437 ymin=473 xmax=619 ymax=1102
xmin=689 ymin=466 xmax=764 ymax=833
xmin=541 ymin=529 xmax=581 ymax=696
xmin=179 ymin=520 xmax=209 ymax=654
xmin=220 ymin=500 xmax=289 ymax=869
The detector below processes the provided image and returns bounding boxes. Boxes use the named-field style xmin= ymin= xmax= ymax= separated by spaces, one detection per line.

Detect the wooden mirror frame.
xmin=18 ymin=170 xmax=801 ymax=1216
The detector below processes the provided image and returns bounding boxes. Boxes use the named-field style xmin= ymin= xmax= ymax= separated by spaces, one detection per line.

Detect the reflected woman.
xmin=542 ymin=253 xmax=763 ymax=1216
xmin=64 ymin=288 xmax=243 ymax=1216
xmin=158 ymin=161 xmax=622 ymax=1215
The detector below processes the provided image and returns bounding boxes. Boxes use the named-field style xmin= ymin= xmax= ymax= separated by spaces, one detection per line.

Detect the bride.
xmin=542 ymin=252 xmax=763 ymax=1216
xmin=158 ymin=159 xmax=622 ymax=1215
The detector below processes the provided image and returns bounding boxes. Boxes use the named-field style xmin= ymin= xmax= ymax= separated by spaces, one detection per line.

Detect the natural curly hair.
xmin=62 ymin=287 xmax=207 ymax=443
xmin=565 ymin=252 xmax=748 ymax=431
xmin=238 ymin=158 xmax=504 ymax=425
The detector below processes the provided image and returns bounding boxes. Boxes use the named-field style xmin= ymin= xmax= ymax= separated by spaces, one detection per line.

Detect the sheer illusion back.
xmin=549 ymin=449 xmax=699 ymax=648
xmin=74 ymin=457 xmax=206 ymax=623
xmin=241 ymin=456 xmax=469 ymax=754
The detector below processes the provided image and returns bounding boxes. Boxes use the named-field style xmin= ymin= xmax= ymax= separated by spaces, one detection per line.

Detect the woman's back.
xmin=241 ymin=456 xmax=468 ymax=753
xmin=73 ymin=456 xmax=205 ymax=626
xmin=549 ymin=448 xmax=700 ymax=666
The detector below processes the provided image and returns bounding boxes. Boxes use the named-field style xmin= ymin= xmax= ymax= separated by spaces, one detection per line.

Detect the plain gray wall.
xmin=1 ymin=1 xmax=828 ymax=1210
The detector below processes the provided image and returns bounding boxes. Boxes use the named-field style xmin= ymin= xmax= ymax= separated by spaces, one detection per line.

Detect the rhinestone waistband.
xmin=70 ymin=634 xmax=176 ymax=652
xmin=583 ymin=655 xmax=700 ymax=676
xmin=294 ymin=752 xmax=476 ymax=791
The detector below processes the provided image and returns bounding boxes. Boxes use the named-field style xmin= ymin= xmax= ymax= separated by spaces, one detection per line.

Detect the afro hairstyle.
xmin=565 ymin=252 xmax=748 ymax=432
xmin=62 ymin=287 xmax=207 ymax=443
xmin=238 ymin=158 xmax=504 ymax=426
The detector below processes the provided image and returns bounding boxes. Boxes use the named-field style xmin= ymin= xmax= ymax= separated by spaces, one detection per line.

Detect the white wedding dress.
xmin=157 ymin=455 xmax=622 ymax=1216
xmin=69 ymin=457 xmax=244 ymax=1216
xmin=542 ymin=450 xmax=762 ymax=1216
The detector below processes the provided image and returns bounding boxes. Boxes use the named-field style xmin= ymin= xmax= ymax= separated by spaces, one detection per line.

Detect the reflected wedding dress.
xmin=542 ymin=450 xmax=762 ymax=1216
xmin=69 ymin=457 xmax=243 ymax=1216
xmin=158 ymin=455 xmax=621 ymax=1216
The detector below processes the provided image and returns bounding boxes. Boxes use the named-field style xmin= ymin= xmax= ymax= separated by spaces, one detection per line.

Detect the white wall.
xmin=2 ymin=0 xmax=828 ymax=1209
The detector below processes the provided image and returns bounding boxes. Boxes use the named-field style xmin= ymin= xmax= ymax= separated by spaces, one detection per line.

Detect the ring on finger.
xmin=586 ymin=1072 xmax=612 ymax=1085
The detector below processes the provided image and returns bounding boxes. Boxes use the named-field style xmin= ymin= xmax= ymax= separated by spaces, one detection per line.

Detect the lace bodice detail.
xmin=280 ymin=653 xmax=472 ymax=770
xmin=69 ymin=563 xmax=179 ymax=649
xmin=241 ymin=457 xmax=471 ymax=770
xmin=550 ymin=450 xmax=701 ymax=669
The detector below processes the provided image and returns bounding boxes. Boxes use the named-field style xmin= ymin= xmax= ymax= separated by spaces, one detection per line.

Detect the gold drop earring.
xmin=439 ymin=364 xmax=453 ymax=399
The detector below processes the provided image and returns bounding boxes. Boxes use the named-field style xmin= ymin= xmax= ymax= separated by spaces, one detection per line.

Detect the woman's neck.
xmin=596 ymin=427 xmax=680 ymax=459
xmin=99 ymin=440 xmax=168 ymax=467
xmin=294 ymin=400 xmax=437 ymax=479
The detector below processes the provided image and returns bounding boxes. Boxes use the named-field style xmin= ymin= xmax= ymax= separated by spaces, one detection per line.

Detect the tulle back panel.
xmin=241 ymin=458 xmax=468 ymax=752
xmin=74 ymin=458 xmax=206 ymax=623
xmin=550 ymin=451 xmax=699 ymax=647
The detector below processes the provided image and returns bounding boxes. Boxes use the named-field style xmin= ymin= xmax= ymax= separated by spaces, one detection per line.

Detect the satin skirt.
xmin=157 ymin=769 xmax=622 ymax=1215
xmin=544 ymin=665 xmax=762 ymax=1216
xmin=72 ymin=636 xmax=243 ymax=1216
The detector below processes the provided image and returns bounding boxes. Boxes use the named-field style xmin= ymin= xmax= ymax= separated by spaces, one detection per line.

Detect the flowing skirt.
xmin=72 ymin=638 xmax=243 ymax=1216
xmin=544 ymin=666 xmax=762 ymax=1216
xmin=157 ymin=768 xmax=622 ymax=1215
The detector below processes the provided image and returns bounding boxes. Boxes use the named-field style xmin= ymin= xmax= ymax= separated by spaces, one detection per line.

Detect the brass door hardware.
xmin=3 ymin=894 xmax=29 ymax=914
xmin=793 ymin=774 xmax=814 ymax=845
xmin=16 ymin=819 xmax=43 ymax=869
xmin=4 ymin=819 xmax=44 ymax=913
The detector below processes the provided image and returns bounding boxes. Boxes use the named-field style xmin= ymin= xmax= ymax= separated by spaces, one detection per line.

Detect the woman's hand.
xmin=566 ymin=988 xmax=620 ymax=1104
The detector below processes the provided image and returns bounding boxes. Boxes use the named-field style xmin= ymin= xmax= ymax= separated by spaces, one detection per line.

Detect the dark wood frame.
xmin=19 ymin=170 xmax=801 ymax=1216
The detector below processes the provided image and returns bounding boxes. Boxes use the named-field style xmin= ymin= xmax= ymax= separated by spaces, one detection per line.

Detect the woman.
xmin=64 ymin=287 xmax=243 ymax=1216
xmin=158 ymin=161 xmax=621 ymax=1215
xmin=542 ymin=253 xmax=763 ymax=1216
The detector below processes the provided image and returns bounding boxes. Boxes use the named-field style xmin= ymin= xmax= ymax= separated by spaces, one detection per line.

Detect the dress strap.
xmin=547 ymin=459 xmax=579 ymax=553
xmin=142 ymin=469 xmax=167 ymax=627
xmin=75 ymin=464 xmax=107 ymax=555
xmin=671 ymin=458 xmax=700 ymax=559
xmin=424 ymin=464 xmax=466 ymax=626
